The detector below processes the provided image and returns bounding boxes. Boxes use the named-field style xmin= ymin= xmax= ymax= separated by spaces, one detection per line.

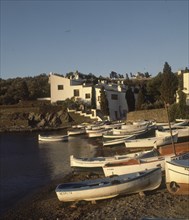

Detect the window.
xmin=74 ymin=89 xmax=80 ymax=97
xmin=58 ymin=85 xmax=64 ymax=90
xmin=111 ymin=94 xmax=118 ymax=100
xmin=85 ymin=93 xmax=90 ymax=99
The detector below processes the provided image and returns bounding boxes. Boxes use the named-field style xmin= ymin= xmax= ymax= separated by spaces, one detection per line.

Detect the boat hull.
xmin=55 ymin=168 xmax=162 ymax=202
xmin=165 ymin=159 xmax=189 ymax=195
xmin=38 ymin=134 xmax=68 ymax=142
xmin=102 ymin=155 xmax=174 ymax=177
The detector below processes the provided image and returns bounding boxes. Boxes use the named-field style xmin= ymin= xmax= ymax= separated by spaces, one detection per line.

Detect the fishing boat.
xmin=103 ymin=156 xmax=167 ymax=177
xmin=103 ymin=145 xmax=188 ymax=177
xmin=124 ymin=131 xmax=178 ymax=149
xmin=67 ymin=128 xmax=86 ymax=136
xmin=87 ymin=128 xmax=110 ymax=138
xmin=70 ymin=148 xmax=159 ymax=171
xmin=38 ymin=134 xmax=68 ymax=142
xmin=165 ymin=152 xmax=189 ymax=195
xmin=112 ymin=124 xmax=148 ymax=135
xmin=102 ymin=135 xmax=136 ymax=146
xmin=157 ymin=127 xmax=189 ymax=139
xmin=158 ymin=141 xmax=189 ymax=155
xmin=103 ymin=130 xmax=145 ymax=139
xmin=55 ymin=167 xmax=162 ymax=202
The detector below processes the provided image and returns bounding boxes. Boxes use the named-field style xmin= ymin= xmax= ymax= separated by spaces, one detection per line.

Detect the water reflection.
xmin=0 ymin=132 xmax=99 ymax=215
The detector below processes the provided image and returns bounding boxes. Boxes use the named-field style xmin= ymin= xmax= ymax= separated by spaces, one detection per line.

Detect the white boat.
xmin=124 ymin=132 xmax=178 ymax=149
xmin=103 ymin=135 xmax=136 ymax=146
xmin=70 ymin=148 xmax=159 ymax=169
xmin=165 ymin=153 xmax=189 ymax=195
xmin=160 ymin=120 xmax=189 ymax=130
xmin=103 ymin=129 xmax=146 ymax=139
xmin=67 ymin=128 xmax=86 ymax=136
xmin=103 ymin=156 xmax=170 ymax=177
xmin=55 ymin=167 xmax=162 ymax=202
xmin=38 ymin=134 xmax=68 ymax=142
xmin=113 ymin=124 xmax=148 ymax=135
xmin=88 ymin=129 xmax=110 ymax=138
xmin=157 ymin=127 xmax=189 ymax=138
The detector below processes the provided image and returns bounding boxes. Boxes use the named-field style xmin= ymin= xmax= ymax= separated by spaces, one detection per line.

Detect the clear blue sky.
xmin=1 ymin=0 xmax=189 ymax=79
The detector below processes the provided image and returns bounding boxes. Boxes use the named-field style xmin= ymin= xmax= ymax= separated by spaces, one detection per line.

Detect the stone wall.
xmin=126 ymin=108 xmax=169 ymax=123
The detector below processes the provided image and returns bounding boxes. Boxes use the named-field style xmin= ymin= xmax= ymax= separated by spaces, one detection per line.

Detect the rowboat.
xmin=103 ymin=156 xmax=167 ymax=177
xmin=87 ymin=129 xmax=110 ymax=138
xmin=103 ymin=135 xmax=136 ymax=146
xmin=112 ymin=124 xmax=148 ymax=135
xmin=70 ymin=148 xmax=159 ymax=170
xmin=165 ymin=153 xmax=189 ymax=195
xmin=55 ymin=167 xmax=162 ymax=202
xmin=38 ymin=134 xmax=68 ymax=142
xmin=103 ymin=130 xmax=146 ymax=139
xmin=67 ymin=128 xmax=86 ymax=136
xmin=103 ymin=146 xmax=187 ymax=177
xmin=160 ymin=119 xmax=189 ymax=130
xmin=158 ymin=141 xmax=189 ymax=155
xmin=156 ymin=127 xmax=189 ymax=138
xmin=124 ymin=132 xmax=178 ymax=149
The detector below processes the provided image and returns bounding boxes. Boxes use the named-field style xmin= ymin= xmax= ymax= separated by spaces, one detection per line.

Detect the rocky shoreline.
xmin=1 ymin=140 xmax=189 ymax=220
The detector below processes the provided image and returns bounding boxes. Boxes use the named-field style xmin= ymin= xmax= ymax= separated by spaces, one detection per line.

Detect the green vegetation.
xmin=100 ymin=86 xmax=109 ymax=116
xmin=0 ymin=74 xmax=50 ymax=105
xmin=0 ymin=63 xmax=188 ymax=121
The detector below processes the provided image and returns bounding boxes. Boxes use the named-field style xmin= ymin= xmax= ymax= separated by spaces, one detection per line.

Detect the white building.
xmin=49 ymin=72 xmax=128 ymax=120
xmin=183 ymin=72 xmax=189 ymax=105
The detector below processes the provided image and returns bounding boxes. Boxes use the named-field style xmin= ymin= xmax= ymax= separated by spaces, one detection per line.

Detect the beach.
xmin=2 ymin=142 xmax=189 ymax=220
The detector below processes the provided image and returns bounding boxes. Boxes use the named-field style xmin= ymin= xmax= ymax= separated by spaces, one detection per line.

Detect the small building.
xmin=183 ymin=72 xmax=189 ymax=105
xmin=49 ymin=72 xmax=128 ymax=120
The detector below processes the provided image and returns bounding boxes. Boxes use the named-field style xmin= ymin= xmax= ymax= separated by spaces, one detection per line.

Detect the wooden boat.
xmin=103 ymin=130 xmax=146 ymax=139
xmin=157 ymin=127 xmax=189 ymax=138
xmin=70 ymin=148 xmax=159 ymax=170
xmin=158 ymin=141 xmax=189 ymax=155
xmin=124 ymin=132 xmax=178 ymax=149
xmin=103 ymin=145 xmax=188 ymax=177
xmin=55 ymin=167 xmax=162 ymax=202
xmin=165 ymin=152 xmax=189 ymax=195
xmin=160 ymin=119 xmax=189 ymax=130
xmin=103 ymin=156 xmax=168 ymax=177
xmin=103 ymin=135 xmax=136 ymax=146
xmin=87 ymin=129 xmax=110 ymax=138
xmin=67 ymin=128 xmax=86 ymax=136
xmin=112 ymin=124 xmax=148 ymax=135
xmin=38 ymin=134 xmax=68 ymax=142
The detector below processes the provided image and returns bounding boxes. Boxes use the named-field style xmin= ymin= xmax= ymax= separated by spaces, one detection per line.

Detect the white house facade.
xmin=183 ymin=72 xmax=189 ymax=105
xmin=49 ymin=72 xmax=128 ymax=120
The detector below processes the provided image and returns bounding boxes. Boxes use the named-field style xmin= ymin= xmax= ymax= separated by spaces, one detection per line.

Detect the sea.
xmin=0 ymin=131 xmax=99 ymax=216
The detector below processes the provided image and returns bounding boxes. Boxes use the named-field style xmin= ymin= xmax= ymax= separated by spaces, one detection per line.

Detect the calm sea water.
xmin=0 ymin=131 xmax=99 ymax=215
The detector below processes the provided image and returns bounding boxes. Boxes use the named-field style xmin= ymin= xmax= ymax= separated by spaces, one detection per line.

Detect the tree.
xmin=160 ymin=62 xmax=178 ymax=104
xmin=125 ymin=87 xmax=135 ymax=112
xmin=19 ymin=81 xmax=29 ymax=100
xmin=136 ymin=88 xmax=145 ymax=110
xmin=91 ymin=86 xmax=96 ymax=109
xmin=100 ymin=86 xmax=109 ymax=116
xmin=110 ymin=71 xmax=118 ymax=79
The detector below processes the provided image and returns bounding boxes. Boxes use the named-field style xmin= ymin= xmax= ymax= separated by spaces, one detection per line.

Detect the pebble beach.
xmin=1 ymin=140 xmax=189 ymax=220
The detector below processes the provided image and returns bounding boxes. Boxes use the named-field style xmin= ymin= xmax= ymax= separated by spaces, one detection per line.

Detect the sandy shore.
xmin=1 ymin=140 xmax=189 ymax=220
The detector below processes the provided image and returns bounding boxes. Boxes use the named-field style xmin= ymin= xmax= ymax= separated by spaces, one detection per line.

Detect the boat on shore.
xmin=70 ymin=148 xmax=159 ymax=171
xmin=38 ymin=134 xmax=68 ymax=142
xmin=102 ymin=135 xmax=136 ymax=146
xmin=102 ymin=144 xmax=188 ymax=177
xmin=124 ymin=131 xmax=178 ymax=149
xmin=55 ymin=167 xmax=162 ymax=202
xmin=165 ymin=153 xmax=189 ymax=195
xmin=67 ymin=128 xmax=86 ymax=136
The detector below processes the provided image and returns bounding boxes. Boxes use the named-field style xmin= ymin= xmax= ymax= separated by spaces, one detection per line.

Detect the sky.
xmin=1 ymin=0 xmax=189 ymax=79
